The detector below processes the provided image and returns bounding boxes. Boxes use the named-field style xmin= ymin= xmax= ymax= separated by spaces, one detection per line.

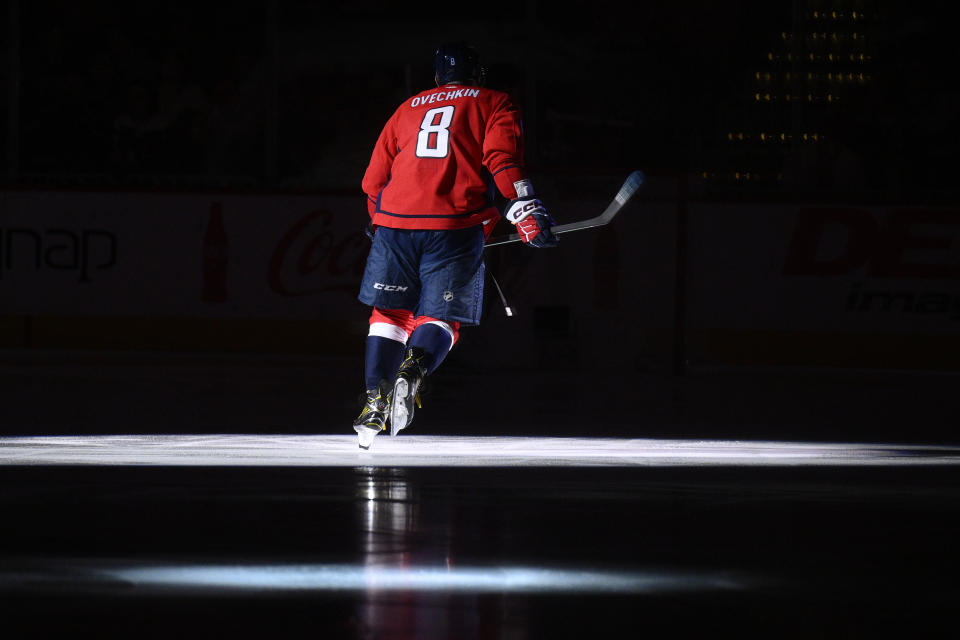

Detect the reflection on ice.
xmin=104 ymin=563 xmax=757 ymax=594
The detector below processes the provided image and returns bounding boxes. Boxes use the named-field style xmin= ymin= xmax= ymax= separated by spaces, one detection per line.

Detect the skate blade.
xmin=390 ymin=379 xmax=409 ymax=437
xmin=354 ymin=424 xmax=381 ymax=450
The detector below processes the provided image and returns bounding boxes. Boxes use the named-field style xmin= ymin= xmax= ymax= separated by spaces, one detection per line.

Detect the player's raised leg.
xmin=390 ymin=319 xmax=457 ymax=435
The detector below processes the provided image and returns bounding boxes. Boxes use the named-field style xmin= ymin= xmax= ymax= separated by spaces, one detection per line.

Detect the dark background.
xmin=4 ymin=0 xmax=954 ymax=200
xmin=2 ymin=5 xmax=959 ymax=637
xmin=1 ymin=0 xmax=958 ymax=440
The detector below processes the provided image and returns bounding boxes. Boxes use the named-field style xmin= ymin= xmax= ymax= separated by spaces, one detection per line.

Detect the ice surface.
xmin=1 ymin=434 xmax=959 ymax=467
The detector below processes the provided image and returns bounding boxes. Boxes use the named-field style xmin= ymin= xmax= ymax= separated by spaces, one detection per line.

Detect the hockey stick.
xmin=484 ymin=170 xmax=645 ymax=248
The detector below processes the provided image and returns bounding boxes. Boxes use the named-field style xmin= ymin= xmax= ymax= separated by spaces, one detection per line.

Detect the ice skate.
xmin=390 ymin=347 xmax=427 ymax=436
xmin=353 ymin=381 xmax=391 ymax=449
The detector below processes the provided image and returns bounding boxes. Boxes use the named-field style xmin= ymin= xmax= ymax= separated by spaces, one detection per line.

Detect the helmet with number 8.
xmin=434 ymin=42 xmax=486 ymax=87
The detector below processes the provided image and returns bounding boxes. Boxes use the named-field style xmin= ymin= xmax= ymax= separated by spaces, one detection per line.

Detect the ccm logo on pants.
xmin=373 ymin=282 xmax=409 ymax=292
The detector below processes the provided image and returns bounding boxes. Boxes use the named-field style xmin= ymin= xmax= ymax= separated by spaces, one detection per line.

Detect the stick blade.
xmin=615 ymin=170 xmax=646 ymax=206
xmin=484 ymin=169 xmax=646 ymax=248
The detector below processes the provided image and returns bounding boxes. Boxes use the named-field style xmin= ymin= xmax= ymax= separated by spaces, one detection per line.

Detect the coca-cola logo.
xmin=268 ymin=209 xmax=367 ymax=296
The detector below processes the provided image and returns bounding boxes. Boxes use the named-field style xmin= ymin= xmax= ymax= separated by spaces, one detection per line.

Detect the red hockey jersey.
xmin=362 ymin=84 xmax=528 ymax=230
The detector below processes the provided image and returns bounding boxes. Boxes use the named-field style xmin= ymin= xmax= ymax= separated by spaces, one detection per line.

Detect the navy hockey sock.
xmin=365 ymin=336 xmax=407 ymax=390
xmin=408 ymin=323 xmax=454 ymax=374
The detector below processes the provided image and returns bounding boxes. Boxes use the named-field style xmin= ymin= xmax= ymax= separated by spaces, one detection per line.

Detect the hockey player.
xmin=353 ymin=42 xmax=558 ymax=449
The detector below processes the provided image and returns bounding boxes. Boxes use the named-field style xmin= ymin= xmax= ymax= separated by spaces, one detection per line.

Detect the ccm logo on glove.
xmin=504 ymin=197 xmax=559 ymax=248
xmin=505 ymin=198 xmax=545 ymax=223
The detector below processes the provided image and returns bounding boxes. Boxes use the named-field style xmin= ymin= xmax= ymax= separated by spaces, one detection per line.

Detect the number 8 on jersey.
xmin=415 ymin=106 xmax=455 ymax=158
